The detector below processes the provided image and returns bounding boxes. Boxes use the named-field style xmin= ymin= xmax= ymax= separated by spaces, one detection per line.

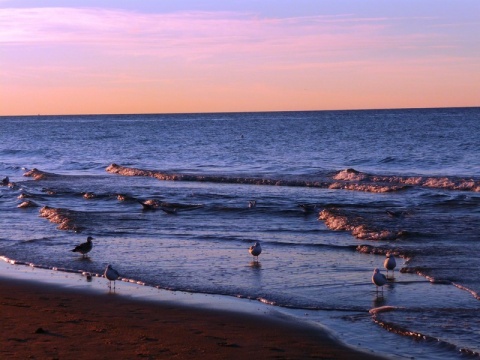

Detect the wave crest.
xmin=23 ymin=168 xmax=57 ymax=180
xmin=18 ymin=200 xmax=38 ymax=208
xmin=318 ymin=208 xmax=402 ymax=241
xmin=106 ymin=163 xmax=327 ymax=187
xmin=39 ymin=206 xmax=84 ymax=232
xmin=340 ymin=169 xmax=480 ymax=192
xmin=106 ymin=164 xmax=479 ymax=193
xmin=332 ymin=168 xmax=368 ymax=181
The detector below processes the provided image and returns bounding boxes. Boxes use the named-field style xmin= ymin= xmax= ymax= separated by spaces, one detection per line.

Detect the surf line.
xmin=105 ymin=163 xmax=406 ymax=193
xmin=105 ymin=163 xmax=327 ymax=188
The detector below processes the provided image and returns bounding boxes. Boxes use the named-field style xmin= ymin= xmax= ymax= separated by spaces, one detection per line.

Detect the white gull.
xmin=249 ymin=241 xmax=262 ymax=261
xmin=104 ymin=264 xmax=120 ymax=291
xmin=372 ymin=268 xmax=387 ymax=295
xmin=384 ymin=253 xmax=396 ymax=278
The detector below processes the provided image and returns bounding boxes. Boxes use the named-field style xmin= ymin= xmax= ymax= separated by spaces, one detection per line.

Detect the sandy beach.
xmin=0 ymin=275 xmax=386 ymax=359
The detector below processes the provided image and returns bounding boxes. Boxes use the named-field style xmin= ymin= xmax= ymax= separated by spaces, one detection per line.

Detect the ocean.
xmin=0 ymin=108 xmax=479 ymax=359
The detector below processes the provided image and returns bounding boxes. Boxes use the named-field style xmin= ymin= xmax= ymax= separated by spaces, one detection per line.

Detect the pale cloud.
xmin=0 ymin=6 xmax=438 ymax=62
xmin=1 ymin=5 xmax=478 ymax=114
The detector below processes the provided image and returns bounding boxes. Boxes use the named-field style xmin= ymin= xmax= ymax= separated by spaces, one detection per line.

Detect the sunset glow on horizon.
xmin=1 ymin=0 xmax=479 ymax=116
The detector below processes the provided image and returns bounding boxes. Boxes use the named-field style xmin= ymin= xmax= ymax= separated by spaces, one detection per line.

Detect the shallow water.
xmin=1 ymin=108 xmax=479 ymax=359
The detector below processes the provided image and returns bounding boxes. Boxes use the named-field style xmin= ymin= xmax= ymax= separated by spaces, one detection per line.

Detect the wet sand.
xmin=0 ymin=277 xmax=386 ymax=359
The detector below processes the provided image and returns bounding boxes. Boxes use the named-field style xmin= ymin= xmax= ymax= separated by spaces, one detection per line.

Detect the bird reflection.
xmin=249 ymin=261 xmax=262 ymax=269
xmin=373 ymin=295 xmax=386 ymax=307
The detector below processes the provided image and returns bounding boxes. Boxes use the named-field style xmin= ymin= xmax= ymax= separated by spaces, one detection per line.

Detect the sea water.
xmin=1 ymin=108 xmax=479 ymax=359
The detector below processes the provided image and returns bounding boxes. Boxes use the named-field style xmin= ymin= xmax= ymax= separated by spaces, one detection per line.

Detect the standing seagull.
xmin=71 ymin=236 xmax=93 ymax=257
xmin=372 ymin=268 xmax=388 ymax=296
xmin=104 ymin=264 xmax=120 ymax=291
xmin=249 ymin=242 xmax=262 ymax=261
xmin=384 ymin=253 xmax=396 ymax=278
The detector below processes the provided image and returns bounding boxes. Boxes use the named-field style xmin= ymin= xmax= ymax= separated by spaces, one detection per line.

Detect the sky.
xmin=1 ymin=0 xmax=479 ymax=115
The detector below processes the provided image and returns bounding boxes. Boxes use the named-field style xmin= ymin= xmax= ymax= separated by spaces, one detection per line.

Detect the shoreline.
xmin=0 ymin=260 xmax=387 ymax=359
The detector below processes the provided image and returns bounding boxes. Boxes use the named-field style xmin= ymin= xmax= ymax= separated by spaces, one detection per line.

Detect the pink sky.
xmin=1 ymin=1 xmax=479 ymax=115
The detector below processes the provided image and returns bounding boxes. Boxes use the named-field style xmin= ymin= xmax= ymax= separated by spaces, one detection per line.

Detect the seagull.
xmin=372 ymin=268 xmax=388 ymax=295
xmin=104 ymin=264 xmax=120 ymax=291
xmin=248 ymin=200 xmax=256 ymax=208
xmin=384 ymin=253 xmax=396 ymax=278
xmin=249 ymin=241 xmax=262 ymax=261
xmin=71 ymin=236 xmax=93 ymax=257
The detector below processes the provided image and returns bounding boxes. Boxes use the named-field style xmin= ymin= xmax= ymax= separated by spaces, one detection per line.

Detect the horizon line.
xmin=1 ymin=105 xmax=479 ymax=118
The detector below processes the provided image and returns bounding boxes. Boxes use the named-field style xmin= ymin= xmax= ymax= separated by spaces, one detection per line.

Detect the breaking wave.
xmin=105 ymin=164 xmax=480 ymax=193
xmin=23 ymin=168 xmax=59 ymax=180
xmin=334 ymin=168 xmax=480 ymax=192
xmin=318 ymin=208 xmax=406 ymax=241
xmin=39 ymin=206 xmax=85 ymax=232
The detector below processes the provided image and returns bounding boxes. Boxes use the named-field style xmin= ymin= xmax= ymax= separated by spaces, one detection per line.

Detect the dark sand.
xmin=0 ymin=277 xmax=386 ymax=359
